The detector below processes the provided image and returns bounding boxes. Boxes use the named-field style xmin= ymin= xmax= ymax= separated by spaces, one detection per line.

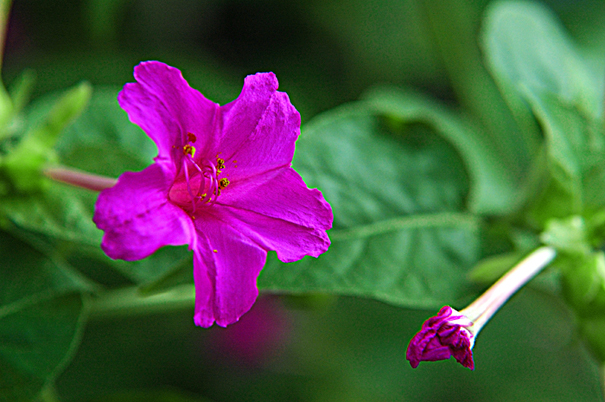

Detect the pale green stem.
xmin=89 ymin=285 xmax=195 ymax=319
xmin=461 ymin=246 xmax=556 ymax=335
xmin=44 ymin=166 xmax=117 ymax=192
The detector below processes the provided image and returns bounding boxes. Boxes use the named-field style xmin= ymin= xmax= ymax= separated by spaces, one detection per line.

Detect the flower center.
xmin=168 ymin=133 xmax=230 ymax=214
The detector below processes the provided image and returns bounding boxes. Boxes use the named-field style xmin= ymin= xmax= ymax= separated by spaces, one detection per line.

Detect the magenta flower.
xmin=406 ymin=306 xmax=475 ymax=370
xmin=93 ymin=61 xmax=333 ymax=327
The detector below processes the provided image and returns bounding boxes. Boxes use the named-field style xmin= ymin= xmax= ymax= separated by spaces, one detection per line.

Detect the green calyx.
xmin=541 ymin=216 xmax=605 ymax=317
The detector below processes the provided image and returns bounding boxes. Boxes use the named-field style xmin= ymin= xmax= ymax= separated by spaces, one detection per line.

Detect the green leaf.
xmin=8 ymin=69 xmax=36 ymax=116
xmin=0 ymin=230 xmax=89 ymax=402
xmin=363 ymin=87 xmax=518 ymax=215
xmin=1 ymin=82 xmax=92 ymax=193
xmin=259 ymin=103 xmax=481 ymax=309
xmin=524 ymin=92 xmax=605 ymax=224
xmin=482 ymin=1 xmax=603 ymax=126
xmin=483 ymin=3 xmax=605 ymax=225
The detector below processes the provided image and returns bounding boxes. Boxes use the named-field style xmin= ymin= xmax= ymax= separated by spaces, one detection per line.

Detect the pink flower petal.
xmin=118 ymin=61 xmax=219 ymax=163
xmin=216 ymin=167 xmax=332 ymax=262
xmin=217 ymin=73 xmax=301 ymax=180
xmin=192 ymin=217 xmax=267 ymax=327
xmin=93 ymin=163 xmax=196 ymax=260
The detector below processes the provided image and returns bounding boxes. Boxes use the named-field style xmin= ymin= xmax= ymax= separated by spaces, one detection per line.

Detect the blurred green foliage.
xmin=2 ymin=0 xmax=605 ymax=401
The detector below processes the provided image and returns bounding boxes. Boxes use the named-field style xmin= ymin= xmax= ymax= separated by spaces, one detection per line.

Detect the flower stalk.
xmin=407 ymin=246 xmax=557 ymax=369
xmin=44 ymin=166 xmax=117 ymax=192
xmin=461 ymin=246 xmax=557 ymax=333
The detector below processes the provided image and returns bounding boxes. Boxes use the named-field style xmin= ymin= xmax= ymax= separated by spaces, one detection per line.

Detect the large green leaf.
xmin=482 ymin=1 xmax=603 ymax=127
xmin=0 ymin=230 xmax=89 ymax=402
xmin=258 ymin=102 xmax=481 ymax=309
xmin=482 ymin=2 xmax=605 ymax=227
xmin=362 ymin=86 xmax=518 ymax=215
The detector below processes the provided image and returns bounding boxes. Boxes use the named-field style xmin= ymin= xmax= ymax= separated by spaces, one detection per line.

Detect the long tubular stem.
xmin=461 ymin=246 xmax=557 ymax=333
xmin=44 ymin=166 xmax=117 ymax=191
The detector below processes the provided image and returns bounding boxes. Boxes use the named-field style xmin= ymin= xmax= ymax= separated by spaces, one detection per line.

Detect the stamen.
xmin=216 ymin=158 xmax=225 ymax=174
xmin=219 ymin=178 xmax=230 ymax=189
xmin=183 ymin=144 xmax=196 ymax=157
xmin=177 ymin=139 xmax=229 ymax=212
xmin=185 ymin=159 xmax=225 ymax=206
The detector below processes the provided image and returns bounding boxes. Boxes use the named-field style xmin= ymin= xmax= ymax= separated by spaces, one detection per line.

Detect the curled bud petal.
xmin=406 ymin=306 xmax=475 ymax=370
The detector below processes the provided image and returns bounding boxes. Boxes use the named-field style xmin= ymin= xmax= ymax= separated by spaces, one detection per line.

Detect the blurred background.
xmin=3 ymin=0 xmax=605 ymax=401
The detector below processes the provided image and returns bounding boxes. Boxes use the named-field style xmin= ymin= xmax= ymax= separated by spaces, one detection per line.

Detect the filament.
xmin=182 ymin=153 xmax=225 ymax=211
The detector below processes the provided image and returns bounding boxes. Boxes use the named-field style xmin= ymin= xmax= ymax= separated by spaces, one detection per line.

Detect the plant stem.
xmin=461 ymin=246 xmax=556 ymax=333
xmin=44 ymin=166 xmax=117 ymax=191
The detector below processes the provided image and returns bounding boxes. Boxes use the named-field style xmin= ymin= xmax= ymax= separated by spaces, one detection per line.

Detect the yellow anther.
xmin=183 ymin=144 xmax=196 ymax=157
xmin=219 ymin=178 xmax=230 ymax=190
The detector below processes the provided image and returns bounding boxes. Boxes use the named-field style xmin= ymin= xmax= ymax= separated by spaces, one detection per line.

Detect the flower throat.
xmin=170 ymin=132 xmax=230 ymax=214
